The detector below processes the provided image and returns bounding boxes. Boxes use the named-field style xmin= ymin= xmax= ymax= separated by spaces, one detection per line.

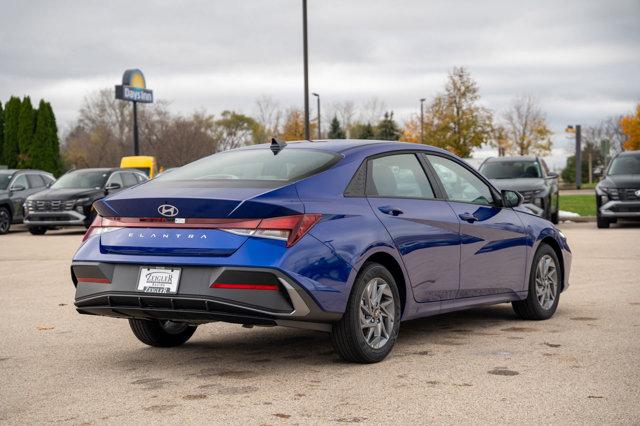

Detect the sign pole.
xmin=133 ymin=101 xmax=139 ymax=156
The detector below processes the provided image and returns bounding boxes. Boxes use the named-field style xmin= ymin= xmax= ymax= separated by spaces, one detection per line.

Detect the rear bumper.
xmin=24 ymin=210 xmax=87 ymax=227
xmin=599 ymin=200 xmax=640 ymax=218
xmin=71 ymin=262 xmax=340 ymax=331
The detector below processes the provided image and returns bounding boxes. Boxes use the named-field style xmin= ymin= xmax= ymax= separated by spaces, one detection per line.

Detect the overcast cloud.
xmin=1 ymin=0 xmax=639 ymax=168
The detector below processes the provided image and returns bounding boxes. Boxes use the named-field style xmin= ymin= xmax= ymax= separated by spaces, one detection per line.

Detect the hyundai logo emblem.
xmin=636 ymin=190 xmax=640 ymax=198
xmin=158 ymin=204 xmax=179 ymax=217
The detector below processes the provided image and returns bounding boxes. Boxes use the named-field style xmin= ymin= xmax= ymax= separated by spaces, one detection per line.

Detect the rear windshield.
xmin=608 ymin=154 xmax=640 ymax=175
xmin=156 ymin=148 xmax=339 ymax=183
xmin=480 ymin=160 xmax=542 ymax=179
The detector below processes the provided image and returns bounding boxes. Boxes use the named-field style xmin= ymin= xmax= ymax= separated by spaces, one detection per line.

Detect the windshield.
xmin=608 ymin=155 xmax=640 ymax=176
xmin=51 ymin=171 xmax=109 ymax=189
xmin=157 ymin=148 xmax=339 ymax=183
xmin=0 ymin=172 xmax=13 ymax=190
xmin=480 ymin=160 xmax=542 ymax=179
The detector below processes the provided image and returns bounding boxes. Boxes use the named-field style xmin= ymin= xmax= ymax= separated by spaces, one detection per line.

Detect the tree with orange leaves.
xmin=620 ymin=103 xmax=640 ymax=150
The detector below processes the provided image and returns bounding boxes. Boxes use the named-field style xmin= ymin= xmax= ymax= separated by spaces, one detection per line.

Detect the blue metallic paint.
xmin=72 ymin=140 xmax=571 ymax=322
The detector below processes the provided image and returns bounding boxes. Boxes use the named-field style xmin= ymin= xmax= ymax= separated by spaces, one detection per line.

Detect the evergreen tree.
xmin=30 ymin=100 xmax=52 ymax=172
xmin=45 ymin=102 xmax=61 ymax=175
xmin=327 ymin=116 xmax=346 ymax=139
xmin=17 ymin=96 xmax=36 ymax=168
xmin=0 ymin=101 xmax=4 ymax=165
xmin=3 ymin=96 xmax=21 ymax=168
xmin=375 ymin=112 xmax=401 ymax=141
xmin=351 ymin=122 xmax=375 ymax=140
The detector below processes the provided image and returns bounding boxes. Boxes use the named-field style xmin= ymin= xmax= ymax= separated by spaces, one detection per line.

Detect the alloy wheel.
xmin=535 ymin=254 xmax=558 ymax=310
xmin=0 ymin=210 xmax=9 ymax=233
xmin=359 ymin=277 xmax=395 ymax=349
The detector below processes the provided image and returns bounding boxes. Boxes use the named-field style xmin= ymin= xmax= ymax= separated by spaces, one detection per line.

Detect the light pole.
xmin=302 ymin=0 xmax=310 ymax=140
xmin=419 ymin=98 xmax=426 ymax=144
xmin=312 ymin=92 xmax=321 ymax=139
xmin=566 ymin=125 xmax=582 ymax=189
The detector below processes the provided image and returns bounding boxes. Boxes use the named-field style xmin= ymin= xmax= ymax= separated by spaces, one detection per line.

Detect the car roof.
xmin=0 ymin=169 xmax=53 ymax=174
xmin=237 ymin=139 xmax=452 ymax=155
xmin=484 ymin=156 xmax=538 ymax=162
xmin=66 ymin=168 xmax=126 ymax=173
xmin=617 ymin=150 xmax=640 ymax=157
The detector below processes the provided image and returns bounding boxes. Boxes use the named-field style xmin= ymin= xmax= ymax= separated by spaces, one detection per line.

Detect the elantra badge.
xmin=158 ymin=204 xmax=179 ymax=217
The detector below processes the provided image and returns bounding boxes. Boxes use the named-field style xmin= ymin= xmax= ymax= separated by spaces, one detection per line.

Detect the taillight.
xmin=82 ymin=215 xmax=122 ymax=242
xmin=221 ymin=214 xmax=321 ymax=247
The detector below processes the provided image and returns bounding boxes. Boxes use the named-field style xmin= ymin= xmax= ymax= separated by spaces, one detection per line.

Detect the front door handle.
xmin=378 ymin=206 xmax=404 ymax=216
xmin=458 ymin=212 xmax=478 ymax=223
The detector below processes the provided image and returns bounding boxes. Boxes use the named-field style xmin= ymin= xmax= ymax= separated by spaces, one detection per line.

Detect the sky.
xmin=1 ymin=0 xmax=639 ymax=170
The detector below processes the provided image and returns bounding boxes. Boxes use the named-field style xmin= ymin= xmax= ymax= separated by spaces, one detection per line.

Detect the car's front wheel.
xmin=28 ymin=226 xmax=48 ymax=235
xmin=129 ymin=319 xmax=197 ymax=347
xmin=331 ymin=262 xmax=401 ymax=363
xmin=596 ymin=212 xmax=610 ymax=229
xmin=512 ymin=244 xmax=561 ymax=320
xmin=0 ymin=207 xmax=11 ymax=235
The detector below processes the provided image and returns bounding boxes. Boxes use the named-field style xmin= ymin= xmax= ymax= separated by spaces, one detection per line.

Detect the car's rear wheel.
xmin=331 ymin=262 xmax=401 ymax=363
xmin=28 ymin=226 xmax=48 ymax=235
xmin=129 ymin=319 xmax=197 ymax=347
xmin=0 ymin=207 xmax=11 ymax=235
xmin=512 ymin=244 xmax=561 ymax=320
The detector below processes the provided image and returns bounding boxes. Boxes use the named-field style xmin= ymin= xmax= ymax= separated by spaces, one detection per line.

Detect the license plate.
xmin=137 ymin=267 xmax=181 ymax=294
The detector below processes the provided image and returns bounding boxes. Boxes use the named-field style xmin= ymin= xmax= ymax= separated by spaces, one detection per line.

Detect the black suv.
xmin=595 ymin=150 xmax=640 ymax=228
xmin=479 ymin=156 xmax=560 ymax=223
xmin=0 ymin=169 xmax=55 ymax=234
xmin=24 ymin=168 xmax=147 ymax=235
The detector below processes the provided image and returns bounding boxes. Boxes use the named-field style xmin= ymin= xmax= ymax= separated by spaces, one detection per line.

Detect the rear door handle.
xmin=458 ymin=212 xmax=478 ymax=223
xmin=378 ymin=206 xmax=404 ymax=216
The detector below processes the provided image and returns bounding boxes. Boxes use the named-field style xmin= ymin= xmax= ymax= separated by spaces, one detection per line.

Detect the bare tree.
xmin=254 ymin=95 xmax=283 ymax=139
xmin=359 ymin=98 xmax=386 ymax=125
xmin=501 ymin=95 xmax=552 ymax=156
xmin=331 ymin=101 xmax=356 ymax=137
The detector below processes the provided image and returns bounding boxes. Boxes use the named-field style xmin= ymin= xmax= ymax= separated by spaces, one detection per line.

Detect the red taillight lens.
xmin=82 ymin=215 xmax=103 ymax=242
xmin=86 ymin=214 xmax=322 ymax=247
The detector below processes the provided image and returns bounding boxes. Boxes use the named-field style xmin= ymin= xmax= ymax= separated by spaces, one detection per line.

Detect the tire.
xmin=550 ymin=211 xmax=559 ymax=225
xmin=0 ymin=207 xmax=10 ymax=235
xmin=28 ymin=226 xmax=48 ymax=235
xmin=129 ymin=319 xmax=197 ymax=347
xmin=331 ymin=262 xmax=401 ymax=363
xmin=512 ymin=244 xmax=561 ymax=320
xmin=84 ymin=210 xmax=96 ymax=229
xmin=596 ymin=213 xmax=610 ymax=229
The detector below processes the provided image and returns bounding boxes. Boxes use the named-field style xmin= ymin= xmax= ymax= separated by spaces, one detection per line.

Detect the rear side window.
xmin=27 ymin=174 xmax=46 ymax=188
xmin=367 ymin=154 xmax=435 ymax=199
xmin=122 ymin=172 xmax=138 ymax=187
xmin=157 ymin=148 xmax=339 ymax=184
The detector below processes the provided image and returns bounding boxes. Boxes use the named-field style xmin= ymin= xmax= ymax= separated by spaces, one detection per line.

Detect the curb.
xmin=560 ymin=216 xmax=596 ymax=223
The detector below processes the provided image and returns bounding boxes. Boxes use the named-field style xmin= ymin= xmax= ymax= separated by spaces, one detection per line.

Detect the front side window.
xmin=11 ymin=174 xmax=29 ymax=190
xmin=157 ymin=148 xmax=339 ymax=184
xmin=107 ymin=173 xmax=124 ymax=187
xmin=480 ymin=160 xmax=542 ymax=179
xmin=608 ymin=154 xmax=640 ymax=176
xmin=122 ymin=173 xmax=138 ymax=187
xmin=52 ymin=171 xmax=109 ymax=189
xmin=427 ymin=155 xmax=494 ymax=205
xmin=367 ymin=154 xmax=434 ymax=199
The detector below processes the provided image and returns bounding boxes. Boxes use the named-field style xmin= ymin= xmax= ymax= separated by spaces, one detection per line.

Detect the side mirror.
xmin=593 ymin=166 xmax=603 ymax=178
xmin=10 ymin=184 xmax=26 ymax=192
xmin=501 ymin=190 xmax=523 ymax=208
xmin=105 ymin=182 xmax=122 ymax=192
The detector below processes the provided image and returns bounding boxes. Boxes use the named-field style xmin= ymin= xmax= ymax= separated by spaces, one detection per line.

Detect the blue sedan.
xmin=71 ymin=139 xmax=571 ymax=363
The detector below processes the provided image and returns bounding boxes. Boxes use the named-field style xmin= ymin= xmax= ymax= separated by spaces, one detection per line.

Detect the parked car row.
xmin=0 ymin=168 xmax=148 ymax=235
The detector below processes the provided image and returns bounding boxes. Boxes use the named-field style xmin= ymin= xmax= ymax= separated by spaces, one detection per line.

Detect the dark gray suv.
xmin=595 ymin=151 xmax=640 ymax=228
xmin=479 ymin=156 xmax=559 ymax=223
xmin=0 ymin=169 xmax=55 ymax=234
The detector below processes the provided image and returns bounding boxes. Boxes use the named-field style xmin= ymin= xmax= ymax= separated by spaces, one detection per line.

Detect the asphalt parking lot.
xmin=1 ymin=222 xmax=639 ymax=424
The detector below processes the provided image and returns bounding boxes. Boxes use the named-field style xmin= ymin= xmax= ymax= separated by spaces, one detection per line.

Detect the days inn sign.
xmin=115 ymin=69 xmax=153 ymax=103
